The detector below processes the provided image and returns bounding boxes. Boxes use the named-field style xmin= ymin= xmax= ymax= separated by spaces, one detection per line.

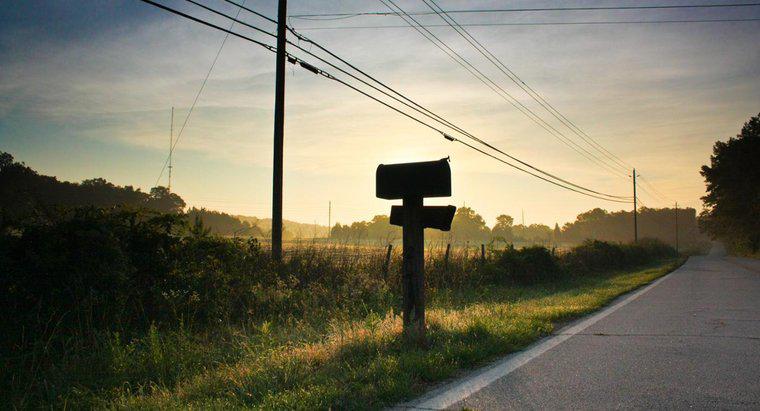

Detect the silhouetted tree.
xmin=147 ymin=186 xmax=186 ymax=214
xmin=450 ymin=207 xmax=490 ymax=242
xmin=700 ymin=113 xmax=760 ymax=253
xmin=492 ymin=214 xmax=514 ymax=242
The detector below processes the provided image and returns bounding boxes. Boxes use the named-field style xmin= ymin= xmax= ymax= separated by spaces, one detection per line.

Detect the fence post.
xmin=480 ymin=243 xmax=486 ymax=263
xmin=444 ymin=243 xmax=451 ymax=268
xmin=383 ymin=243 xmax=393 ymax=276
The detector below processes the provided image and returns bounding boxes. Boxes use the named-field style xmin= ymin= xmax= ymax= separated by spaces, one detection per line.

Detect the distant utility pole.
xmin=675 ymin=201 xmax=679 ymax=253
xmin=271 ymin=0 xmax=287 ymax=261
xmin=328 ymin=201 xmax=331 ymax=238
xmin=632 ymin=168 xmax=639 ymax=243
xmin=168 ymin=107 xmax=174 ymax=192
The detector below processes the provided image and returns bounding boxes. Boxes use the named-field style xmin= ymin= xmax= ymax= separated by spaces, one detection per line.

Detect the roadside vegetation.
xmin=1 ymin=207 xmax=682 ymax=409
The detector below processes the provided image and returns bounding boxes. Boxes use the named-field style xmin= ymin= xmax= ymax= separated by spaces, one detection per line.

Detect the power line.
xmin=421 ymin=0 xmax=632 ymax=175
xmin=181 ymin=0 xmax=643 ymax=197
xmin=153 ymin=0 xmax=253 ymax=188
xmin=293 ymin=18 xmax=760 ymax=30
xmin=138 ymin=0 xmax=633 ymax=203
xmin=186 ymin=0 xmax=632 ymax=200
xmin=380 ymin=0 xmax=631 ymax=180
xmin=639 ymin=175 xmax=672 ymax=202
xmin=450 ymin=138 xmax=632 ymax=203
xmin=291 ymin=3 xmax=760 ymax=19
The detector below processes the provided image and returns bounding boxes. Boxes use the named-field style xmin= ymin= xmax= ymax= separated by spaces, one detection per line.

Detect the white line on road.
xmin=403 ymin=265 xmax=680 ymax=410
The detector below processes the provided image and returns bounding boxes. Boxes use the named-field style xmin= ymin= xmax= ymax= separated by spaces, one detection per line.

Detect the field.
xmin=1 ymin=210 xmax=682 ymax=408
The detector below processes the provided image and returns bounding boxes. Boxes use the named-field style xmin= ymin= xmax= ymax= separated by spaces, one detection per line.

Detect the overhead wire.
xmin=293 ymin=18 xmax=760 ymax=30
xmin=152 ymin=0 xmax=254 ymax=188
xmin=291 ymin=3 xmax=760 ymax=19
xmin=422 ymin=0 xmax=633 ymax=174
xmin=138 ymin=0 xmax=633 ymax=203
xmin=178 ymin=0 xmax=633 ymax=200
xmin=639 ymin=175 xmax=672 ymax=202
xmin=380 ymin=0 xmax=631 ymax=180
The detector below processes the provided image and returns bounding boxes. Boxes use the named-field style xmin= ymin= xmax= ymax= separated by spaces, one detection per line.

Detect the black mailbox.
xmin=390 ymin=205 xmax=456 ymax=231
xmin=376 ymin=158 xmax=451 ymax=200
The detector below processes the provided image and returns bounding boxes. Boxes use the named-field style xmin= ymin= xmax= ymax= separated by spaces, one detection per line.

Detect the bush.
xmin=490 ymin=245 xmax=563 ymax=284
xmin=560 ymin=238 xmax=676 ymax=274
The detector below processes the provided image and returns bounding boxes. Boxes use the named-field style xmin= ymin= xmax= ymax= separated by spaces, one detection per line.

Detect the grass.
xmin=54 ymin=258 xmax=682 ymax=410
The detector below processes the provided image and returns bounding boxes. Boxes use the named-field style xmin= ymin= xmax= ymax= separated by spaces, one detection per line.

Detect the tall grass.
xmin=0 ymin=208 xmax=680 ymax=408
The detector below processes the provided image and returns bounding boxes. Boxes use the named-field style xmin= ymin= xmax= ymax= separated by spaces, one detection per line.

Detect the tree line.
xmin=331 ymin=205 xmax=704 ymax=249
xmin=0 ymin=150 xmax=706 ymax=248
xmin=0 ymin=152 xmax=258 ymax=237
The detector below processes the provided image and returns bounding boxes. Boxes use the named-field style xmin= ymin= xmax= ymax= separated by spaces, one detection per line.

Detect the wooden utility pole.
xmin=328 ymin=201 xmax=331 ymax=238
xmin=271 ymin=0 xmax=287 ymax=261
xmin=633 ymin=168 xmax=638 ymax=243
xmin=675 ymin=201 xmax=679 ymax=253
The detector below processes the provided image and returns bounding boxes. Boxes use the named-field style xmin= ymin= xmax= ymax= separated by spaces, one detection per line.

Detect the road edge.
xmin=396 ymin=258 xmax=687 ymax=410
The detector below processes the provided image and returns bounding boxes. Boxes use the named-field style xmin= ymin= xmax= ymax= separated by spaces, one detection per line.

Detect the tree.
xmin=700 ymin=113 xmax=760 ymax=253
xmin=450 ymin=207 xmax=490 ymax=242
xmin=147 ymin=186 xmax=186 ymax=214
xmin=492 ymin=214 xmax=514 ymax=242
xmin=0 ymin=152 xmax=13 ymax=170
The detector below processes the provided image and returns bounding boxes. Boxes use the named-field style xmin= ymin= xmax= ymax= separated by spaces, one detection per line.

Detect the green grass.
xmin=47 ymin=258 xmax=682 ymax=410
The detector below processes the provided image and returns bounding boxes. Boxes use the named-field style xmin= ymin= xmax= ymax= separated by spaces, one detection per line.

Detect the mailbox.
xmin=375 ymin=157 xmax=457 ymax=344
xmin=376 ymin=158 xmax=451 ymax=200
xmin=390 ymin=205 xmax=456 ymax=231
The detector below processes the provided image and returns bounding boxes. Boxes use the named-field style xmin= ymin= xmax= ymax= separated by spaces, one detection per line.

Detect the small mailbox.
xmin=390 ymin=205 xmax=456 ymax=231
xmin=375 ymin=157 xmax=457 ymax=344
xmin=376 ymin=158 xmax=451 ymax=200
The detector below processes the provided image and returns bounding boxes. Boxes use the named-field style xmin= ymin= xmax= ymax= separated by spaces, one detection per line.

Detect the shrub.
xmin=490 ymin=245 xmax=563 ymax=283
xmin=560 ymin=238 xmax=676 ymax=274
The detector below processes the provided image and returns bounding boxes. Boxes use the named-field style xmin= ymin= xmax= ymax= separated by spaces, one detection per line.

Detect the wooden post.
xmin=402 ymin=196 xmax=425 ymax=343
xmin=632 ymin=168 xmax=638 ymax=244
xmin=444 ymin=243 xmax=451 ymax=269
xmin=674 ymin=201 xmax=679 ymax=253
xmin=480 ymin=243 xmax=486 ymax=263
xmin=383 ymin=243 xmax=393 ymax=276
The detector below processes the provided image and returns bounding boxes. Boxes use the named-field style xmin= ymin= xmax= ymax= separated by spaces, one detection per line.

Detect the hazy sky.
xmin=1 ymin=0 xmax=758 ymax=227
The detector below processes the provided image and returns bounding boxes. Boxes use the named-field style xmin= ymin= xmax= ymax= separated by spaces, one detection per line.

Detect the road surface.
xmin=404 ymin=245 xmax=760 ymax=410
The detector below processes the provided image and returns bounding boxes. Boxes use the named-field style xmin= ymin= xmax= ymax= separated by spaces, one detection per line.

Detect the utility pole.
xmin=675 ymin=201 xmax=679 ymax=253
xmin=328 ymin=200 xmax=331 ymax=239
xmin=168 ymin=107 xmax=173 ymax=192
xmin=271 ymin=0 xmax=287 ymax=261
xmin=632 ymin=168 xmax=638 ymax=243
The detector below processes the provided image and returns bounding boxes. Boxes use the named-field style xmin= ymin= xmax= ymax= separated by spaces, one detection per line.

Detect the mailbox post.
xmin=376 ymin=158 xmax=456 ymax=343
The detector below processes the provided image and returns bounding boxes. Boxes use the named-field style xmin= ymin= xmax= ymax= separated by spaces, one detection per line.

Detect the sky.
xmin=1 ymin=0 xmax=759 ymax=228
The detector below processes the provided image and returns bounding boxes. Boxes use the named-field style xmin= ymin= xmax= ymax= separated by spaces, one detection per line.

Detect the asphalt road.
xmin=407 ymin=245 xmax=760 ymax=410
